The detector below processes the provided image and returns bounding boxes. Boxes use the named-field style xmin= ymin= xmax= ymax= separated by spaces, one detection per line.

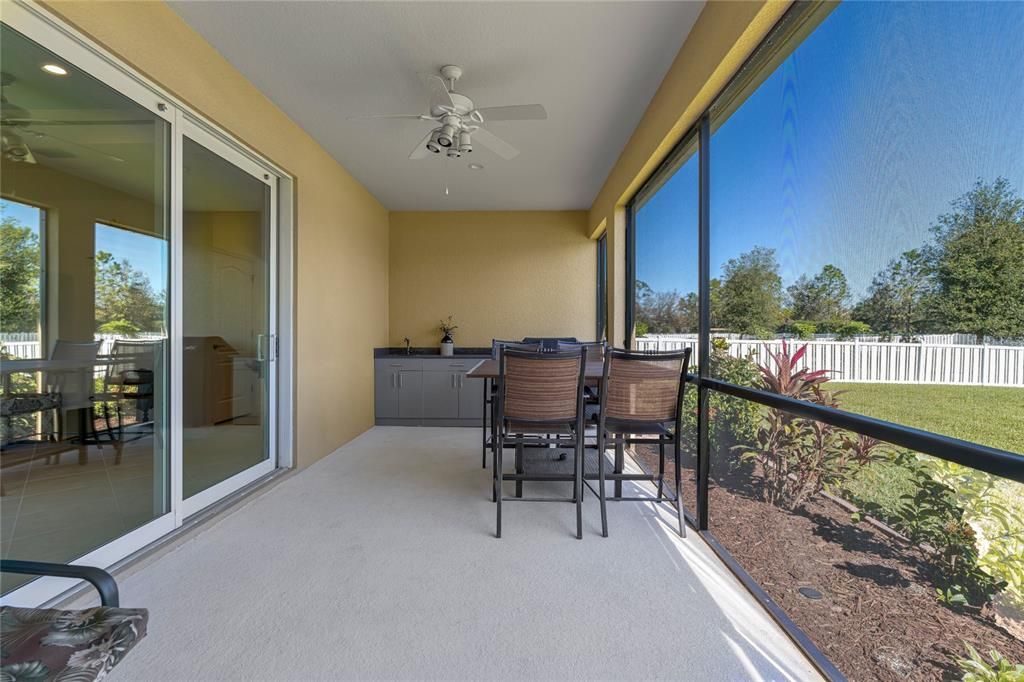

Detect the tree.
xmin=787 ymin=264 xmax=850 ymax=323
xmin=0 ymin=217 xmax=41 ymax=334
xmin=716 ymin=247 xmax=783 ymax=337
xmin=930 ymin=178 xmax=1024 ymax=343
xmin=94 ymin=250 xmax=164 ymax=334
xmin=852 ymin=249 xmax=935 ymax=339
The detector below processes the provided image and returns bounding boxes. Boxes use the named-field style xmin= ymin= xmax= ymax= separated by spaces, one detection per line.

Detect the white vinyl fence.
xmin=636 ymin=334 xmax=1024 ymax=387
xmin=1 ymin=333 xmax=166 ymax=360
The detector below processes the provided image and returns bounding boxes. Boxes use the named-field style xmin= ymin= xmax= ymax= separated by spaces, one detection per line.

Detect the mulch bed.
xmin=631 ymin=446 xmax=1024 ymax=681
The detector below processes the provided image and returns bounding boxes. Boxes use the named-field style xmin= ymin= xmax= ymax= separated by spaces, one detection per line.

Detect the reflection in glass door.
xmin=180 ymin=130 xmax=275 ymax=511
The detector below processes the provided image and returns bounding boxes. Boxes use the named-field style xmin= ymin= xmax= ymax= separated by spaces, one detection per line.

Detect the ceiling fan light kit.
xmin=347 ymin=64 xmax=547 ymax=162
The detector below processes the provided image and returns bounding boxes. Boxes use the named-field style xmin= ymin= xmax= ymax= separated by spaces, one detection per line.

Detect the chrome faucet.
xmin=403 ymin=337 xmax=411 ymax=355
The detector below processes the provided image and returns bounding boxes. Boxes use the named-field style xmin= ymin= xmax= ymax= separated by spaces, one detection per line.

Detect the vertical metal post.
xmin=697 ymin=114 xmax=711 ymax=532
xmin=624 ymin=204 xmax=636 ymax=349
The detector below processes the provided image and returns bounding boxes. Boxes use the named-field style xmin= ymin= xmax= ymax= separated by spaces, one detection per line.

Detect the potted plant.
xmin=438 ymin=315 xmax=458 ymax=356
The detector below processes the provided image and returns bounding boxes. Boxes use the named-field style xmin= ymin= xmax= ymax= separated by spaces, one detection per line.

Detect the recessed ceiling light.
xmin=41 ymin=63 xmax=68 ymax=76
xmin=468 ymin=163 xmax=483 ymax=170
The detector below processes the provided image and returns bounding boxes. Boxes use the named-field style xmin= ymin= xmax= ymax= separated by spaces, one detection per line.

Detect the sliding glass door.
xmin=179 ymin=123 xmax=277 ymax=516
xmin=1 ymin=5 xmax=286 ymax=605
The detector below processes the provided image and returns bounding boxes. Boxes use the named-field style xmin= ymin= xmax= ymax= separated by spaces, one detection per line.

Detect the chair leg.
xmin=614 ymin=438 xmax=624 ymax=498
xmin=515 ymin=440 xmax=524 ymax=498
xmin=575 ymin=439 xmax=583 ymax=540
xmin=598 ymin=428 xmax=608 ymax=538
xmin=496 ymin=435 xmax=504 ymax=538
xmin=492 ymin=427 xmax=499 ymax=503
xmin=657 ymin=441 xmax=666 ymax=500
xmin=674 ymin=434 xmax=686 ymax=538
xmin=481 ymin=380 xmax=488 ymax=469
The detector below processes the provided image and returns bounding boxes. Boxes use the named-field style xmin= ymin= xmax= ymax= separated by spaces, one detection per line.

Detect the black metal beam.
xmin=696 ymin=113 xmax=712 ymax=532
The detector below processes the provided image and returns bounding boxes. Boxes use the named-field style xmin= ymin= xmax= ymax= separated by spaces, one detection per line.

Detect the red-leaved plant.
xmin=736 ymin=340 xmax=887 ymax=509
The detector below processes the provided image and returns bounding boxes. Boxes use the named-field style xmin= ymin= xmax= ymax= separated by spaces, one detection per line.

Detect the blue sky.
xmin=637 ymin=1 xmax=1024 ymax=299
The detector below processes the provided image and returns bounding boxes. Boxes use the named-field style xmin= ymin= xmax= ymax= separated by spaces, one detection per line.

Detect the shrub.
xmin=678 ymin=338 xmax=760 ymax=465
xmin=856 ymin=452 xmax=1006 ymax=606
xmin=736 ymin=340 xmax=887 ymax=509
xmin=790 ymin=320 xmax=818 ymax=339
xmin=956 ymin=643 xmax=1024 ymax=682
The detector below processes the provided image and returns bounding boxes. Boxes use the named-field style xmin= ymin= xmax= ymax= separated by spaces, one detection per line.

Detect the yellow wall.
xmin=39 ymin=0 xmax=390 ymax=468
xmin=588 ymin=0 xmax=792 ymax=346
xmin=389 ymin=212 xmax=595 ymax=347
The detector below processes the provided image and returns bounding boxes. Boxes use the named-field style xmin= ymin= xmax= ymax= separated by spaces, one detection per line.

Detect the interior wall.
xmin=41 ymin=0 xmax=390 ymax=468
xmin=588 ymin=1 xmax=792 ymax=346
xmin=1 ymin=160 xmax=160 ymax=348
xmin=388 ymin=211 xmax=595 ymax=348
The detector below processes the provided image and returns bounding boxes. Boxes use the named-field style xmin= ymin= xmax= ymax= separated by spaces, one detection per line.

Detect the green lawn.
xmin=829 ymin=382 xmax=1024 ymax=455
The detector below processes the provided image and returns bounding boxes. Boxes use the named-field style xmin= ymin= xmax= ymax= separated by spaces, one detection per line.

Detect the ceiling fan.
xmin=348 ymin=65 xmax=547 ymax=160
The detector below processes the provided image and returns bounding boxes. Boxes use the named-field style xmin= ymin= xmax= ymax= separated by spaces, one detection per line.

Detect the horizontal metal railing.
xmin=696 ymin=377 xmax=1024 ymax=484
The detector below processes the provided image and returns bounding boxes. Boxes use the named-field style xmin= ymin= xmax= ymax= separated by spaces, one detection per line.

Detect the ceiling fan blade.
xmin=346 ymin=114 xmax=429 ymax=121
xmin=474 ymin=104 xmax=547 ymax=122
xmin=27 ymin=129 xmax=123 ymax=163
xmin=472 ymin=127 xmax=519 ymax=160
xmin=408 ymin=128 xmax=436 ymax=160
xmin=422 ymin=74 xmax=455 ymax=113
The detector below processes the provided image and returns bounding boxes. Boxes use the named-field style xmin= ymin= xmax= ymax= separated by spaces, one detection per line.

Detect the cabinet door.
xmin=397 ymin=370 xmax=423 ymax=419
xmin=458 ymin=373 xmax=484 ymax=420
xmin=374 ymin=368 xmax=398 ymax=419
xmin=422 ymin=371 xmax=460 ymax=419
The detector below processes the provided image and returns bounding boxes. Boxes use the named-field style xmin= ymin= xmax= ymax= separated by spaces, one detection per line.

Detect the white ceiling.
xmin=169 ymin=1 xmax=704 ymax=211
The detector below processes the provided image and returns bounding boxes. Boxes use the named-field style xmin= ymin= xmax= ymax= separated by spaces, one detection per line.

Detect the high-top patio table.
xmin=466 ymin=358 xmax=628 ymax=496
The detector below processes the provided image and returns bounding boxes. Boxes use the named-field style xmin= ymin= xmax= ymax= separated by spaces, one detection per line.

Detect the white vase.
xmin=440 ymin=341 xmax=454 ymax=356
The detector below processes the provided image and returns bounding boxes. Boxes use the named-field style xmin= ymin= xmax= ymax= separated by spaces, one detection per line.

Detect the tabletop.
xmin=466 ymin=359 xmax=606 ymax=380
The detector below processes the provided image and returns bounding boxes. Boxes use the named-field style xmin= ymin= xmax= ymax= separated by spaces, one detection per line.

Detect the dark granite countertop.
xmin=375 ymin=347 xmax=491 ymax=358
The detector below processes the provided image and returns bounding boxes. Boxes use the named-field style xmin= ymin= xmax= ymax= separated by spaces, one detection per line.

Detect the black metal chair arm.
xmin=0 ymin=559 xmax=120 ymax=607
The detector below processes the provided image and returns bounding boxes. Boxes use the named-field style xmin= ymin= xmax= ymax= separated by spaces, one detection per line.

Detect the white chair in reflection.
xmin=93 ymin=339 xmax=161 ymax=463
xmin=46 ymin=340 xmax=102 ymax=464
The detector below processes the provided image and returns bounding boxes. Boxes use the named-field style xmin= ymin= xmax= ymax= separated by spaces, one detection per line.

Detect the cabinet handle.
xmin=451 ymin=374 xmax=456 ymax=389
xmin=391 ymin=373 xmax=396 ymax=388
xmin=449 ymin=363 xmax=465 ymax=367
xmin=459 ymin=375 xmax=464 ymax=388
xmin=389 ymin=363 xmax=402 ymax=367
xmin=399 ymin=374 xmax=404 ymax=389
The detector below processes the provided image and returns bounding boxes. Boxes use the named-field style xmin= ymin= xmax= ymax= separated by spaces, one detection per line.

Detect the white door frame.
xmin=175 ymin=116 xmax=279 ymax=520
xmin=1 ymin=1 xmax=294 ymax=607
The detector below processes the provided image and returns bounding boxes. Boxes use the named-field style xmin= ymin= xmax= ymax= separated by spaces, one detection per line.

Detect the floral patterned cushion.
xmin=0 ymin=605 xmax=148 ymax=681
xmin=0 ymin=394 xmax=61 ymax=418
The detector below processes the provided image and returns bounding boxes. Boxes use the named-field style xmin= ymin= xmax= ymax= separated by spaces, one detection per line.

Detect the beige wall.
xmin=40 ymin=0 xmax=390 ymax=468
xmin=389 ymin=212 xmax=595 ymax=348
xmin=588 ymin=1 xmax=792 ymax=346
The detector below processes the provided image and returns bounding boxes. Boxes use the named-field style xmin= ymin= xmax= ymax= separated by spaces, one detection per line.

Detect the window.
xmin=628 ymin=133 xmax=699 ymax=349
xmin=707 ymin=1 xmax=1024 ymax=451
xmin=0 ymin=198 xmax=44 ymax=359
xmin=624 ymin=2 xmax=1024 ymax=677
xmin=596 ymin=232 xmax=607 ymax=341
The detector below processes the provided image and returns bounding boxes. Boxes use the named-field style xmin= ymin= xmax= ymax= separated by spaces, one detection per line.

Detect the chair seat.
xmin=593 ymin=416 xmax=675 ymax=436
xmin=505 ymin=421 xmax=575 ymax=434
xmin=0 ymin=605 xmax=148 ymax=682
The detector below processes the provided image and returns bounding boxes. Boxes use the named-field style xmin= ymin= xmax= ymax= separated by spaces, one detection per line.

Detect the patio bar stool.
xmin=590 ymin=347 xmax=692 ymax=538
xmin=494 ymin=345 xmax=587 ymax=538
xmin=481 ymin=340 xmax=540 ymax=469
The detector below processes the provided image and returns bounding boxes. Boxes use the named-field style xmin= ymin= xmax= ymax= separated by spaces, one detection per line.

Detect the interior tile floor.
xmin=97 ymin=426 xmax=820 ymax=681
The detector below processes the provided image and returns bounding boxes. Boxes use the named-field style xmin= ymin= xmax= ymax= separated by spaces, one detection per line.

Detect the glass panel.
xmin=182 ymin=136 xmax=270 ymax=499
xmin=0 ymin=199 xmax=43 ymax=360
xmin=632 ymin=135 xmax=699 ymax=349
xmin=708 ymin=391 xmax=1024 ymax=677
xmin=1 ymin=24 xmax=170 ymax=592
xmin=707 ymin=1 xmax=1024 ymax=453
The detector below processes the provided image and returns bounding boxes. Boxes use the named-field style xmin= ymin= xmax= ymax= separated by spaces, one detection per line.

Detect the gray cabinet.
xmin=374 ymin=356 xmax=485 ymax=425
xmin=397 ymin=370 xmax=422 ymax=418
xmin=374 ymin=366 xmax=399 ymax=419
xmin=458 ymin=373 xmax=484 ymax=420
xmin=421 ymin=370 xmax=458 ymax=419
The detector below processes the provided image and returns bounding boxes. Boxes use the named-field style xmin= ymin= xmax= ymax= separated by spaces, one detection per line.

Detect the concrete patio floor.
xmin=103 ymin=426 xmax=820 ymax=681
